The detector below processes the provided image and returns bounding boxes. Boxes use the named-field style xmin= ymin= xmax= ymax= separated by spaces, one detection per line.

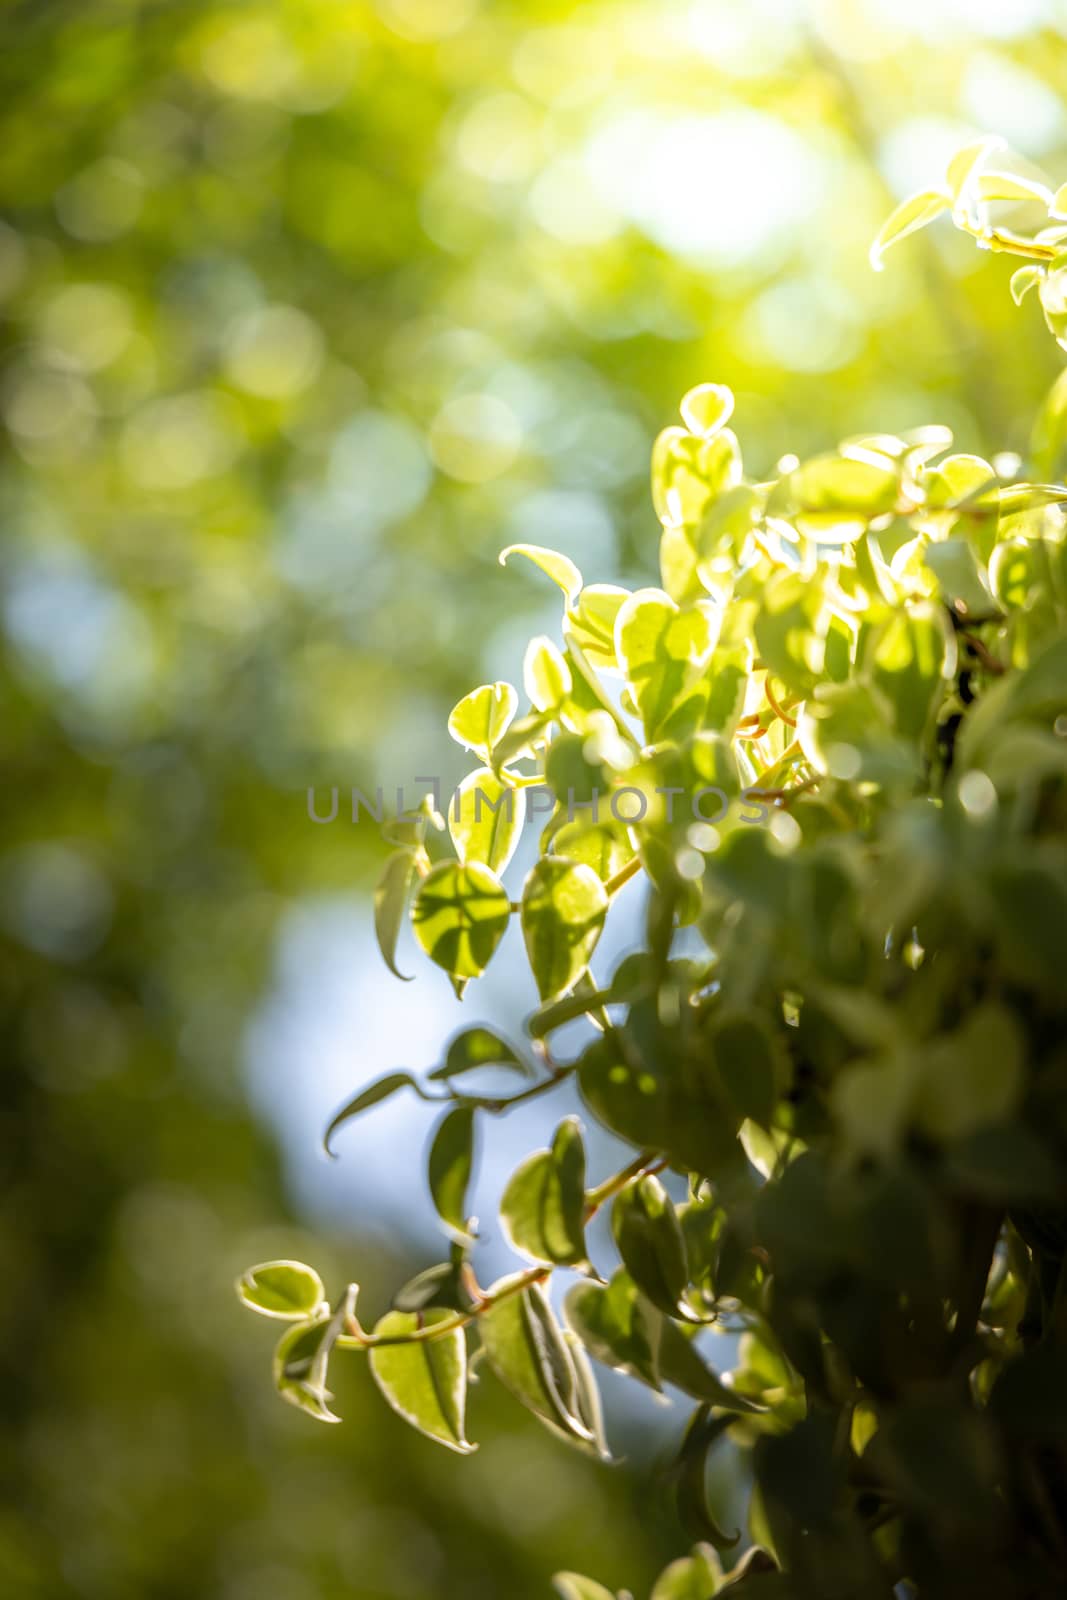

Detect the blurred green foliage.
xmin=3 ymin=2 xmax=1067 ymax=1597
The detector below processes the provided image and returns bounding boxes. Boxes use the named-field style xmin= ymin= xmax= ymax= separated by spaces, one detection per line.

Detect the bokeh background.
xmin=3 ymin=2 xmax=1067 ymax=1596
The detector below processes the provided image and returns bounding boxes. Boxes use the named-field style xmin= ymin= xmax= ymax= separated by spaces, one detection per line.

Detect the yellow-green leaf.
xmin=448 ymin=768 xmax=524 ymax=874
xmin=369 ymin=1309 xmax=475 ymax=1454
xmin=521 ymin=857 xmax=608 ymax=1001
xmin=447 ymin=682 xmax=518 ymax=762
xmin=237 ymin=1260 xmax=327 ymax=1320
xmin=412 ymin=861 xmax=511 ymax=980
xmin=500 ymin=543 xmax=582 ymax=604
xmin=501 ymin=1116 xmax=589 ymax=1267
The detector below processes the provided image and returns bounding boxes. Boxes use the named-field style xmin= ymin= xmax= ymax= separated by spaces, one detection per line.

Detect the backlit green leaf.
xmin=237 ymin=1260 xmax=326 ymax=1321
xmin=369 ymin=1309 xmax=475 ymax=1454
xmin=611 ymin=1174 xmax=689 ymax=1318
xmin=448 ymin=768 xmax=524 ymax=874
xmin=428 ymin=1106 xmax=477 ymax=1243
xmin=412 ymin=861 xmax=511 ymax=980
xmin=479 ymin=1277 xmax=597 ymax=1450
xmin=324 ymin=1072 xmax=425 ymax=1157
xmin=680 ymin=382 xmax=735 ymax=441
xmin=501 ymin=1116 xmax=589 ymax=1267
xmin=521 ymin=857 xmax=608 ymax=1001
xmin=500 ymin=543 xmax=582 ymax=605
xmin=428 ymin=1025 xmax=529 ymax=1082
xmin=447 ymin=682 xmax=519 ymax=762
xmin=869 ymin=189 xmax=950 ymax=269
xmin=524 ymin=635 xmax=572 ymax=712
xmin=374 ymin=849 xmax=417 ymax=981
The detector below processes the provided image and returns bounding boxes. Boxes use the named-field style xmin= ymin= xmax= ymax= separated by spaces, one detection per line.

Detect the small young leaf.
xmin=945 ymin=136 xmax=1005 ymax=203
xmin=369 ymin=1309 xmax=475 ymax=1454
xmin=447 ymin=682 xmax=518 ymax=762
xmin=392 ymin=1261 xmax=465 ymax=1313
xmin=448 ymin=768 xmax=524 ymax=874
xmin=428 ymin=1025 xmax=529 ymax=1082
xmin=324 ymin=1071 xmax=425 ymax=1157
xmin=524 ymin=635 xmax=573 ymax=712
xmin=479 ymin=1277 xmax=596 ymax=1450
xmin=237 ymin=1260 xmax=327 ymax=1320
xmin=611 ymin=1173 xmax=690 ymax=1318
xmin=428 ymin=1105 xmax=477 ymax=1243
xmin=412 ymin=861 xmax=512 ymax=980
xmin=501 ymin=1116 xmax=589 ymax=1267
xmin=521 ymin=857 xmax=609 ymax=1002
xmin=500 ymin=543 xmax=583 ymax=604
xmin=680 ymin=382 xmax=735 ymax=441
xmin=273 ymin=1314 xmax=342 ymax=1423
xmin=1010 ymin=264 xmax=1044 ymax=306
xmin=1051 ymin=180 xmax=1067 ymax=219
xmin=869 ymin=190 xmax=950 ymax=270
xmin=564 ymin=584 xmax=629 ymax=670
xmin=553 ymin=1575 xmax=617 ymax=1600
xmin=650 ymin=1545 xmax=723 ymax=1600
xmin=976 ymin=172 xmax=1053 ymax=206
xmin=374 ymin=850 xmax=417 ymax=981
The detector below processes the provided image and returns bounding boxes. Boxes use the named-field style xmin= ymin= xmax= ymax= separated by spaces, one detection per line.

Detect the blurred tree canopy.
xmin=2 ymin=2 xmax=1067 ymax=1597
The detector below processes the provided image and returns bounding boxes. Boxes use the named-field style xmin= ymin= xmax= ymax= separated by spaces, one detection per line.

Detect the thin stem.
xmin=763 ymin=676 xmax=798 ymax=728
xmin=338 ymin=1151 xmax=665 ymax=1351
xmin=583 ymin=1148 xmax=661 ymax=1218
xmin=604 ymin=855 xmax=642 ymax=897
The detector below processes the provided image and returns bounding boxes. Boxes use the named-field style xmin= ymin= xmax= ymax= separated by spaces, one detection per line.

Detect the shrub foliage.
xmin=241 ymin=144 xmax=1067 ymax=1599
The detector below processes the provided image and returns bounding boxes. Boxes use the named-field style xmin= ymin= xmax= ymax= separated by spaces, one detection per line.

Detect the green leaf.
xmin=615 ymin=589 xmax=720 ymax=739
xmin=1010 ymin=264 xmax=1044 ymax=306
xmin=524 ymin=635 xmax=572 ymax=712
xmin=479 ymin=1277 xmax=598 ymax=1451
xmin=945 ymin=136 xmax=1004 ymax=202
xmin=913 ymin=1003 xmax=1025 ymax=1142
xmin=1031 ymin=366 xmax=1067 ymax=480
xmin=501 ymin=1116 xmax=589 ymax=1267
xmin=369 ymin=1309 xmax=475 ymax=1454
xmin=753 ymin=570 xmax=829 ymax=696
xmin=1051 ymin=180 xmax=1067 ymax=219
xmin=611 ymin=1174 xmax=689 ymax=1318
xmin=778 ymin=448 xmax=901 ymax=541
xmin=412 ymin=861 xmax=511 ymax=980
xmin=447 ymin=682 xmax=519 ymax=763
xmin=869 ymin=189 xmax=950 ymax=269
xmin=553 ymin=1575 xmax=617 ymax=1600
xmin=521 ymin=857 xmax=608 ymax=1002
xmin=548 ymin=819 xmax=636 ymax=884
xmin=867 ymin=603 xmax=952 ymax=741
xmin=448 ymin=768 xmax=524 ymax=874
xmin=500 ymin=542 xmax=582 ymax=604
xmin=650 ymin=1546 xmax=723 ymax=1600
xmin=273 ymin=1306 xmax=348 ymax=1424
xmin=564 ymin=584 xmax=629 ymax=670
xmin=976 ymin=171 xmax=1052 ymax=206
xmin=324 ymin=1071 xmax=424 ymax=1157
xmin=374 ymin=849 xmax=417 ymax=981
xmin=562 ymin=1328 xmax=612 ymax=1462
xmin=237 ymin=1260 xmax=327 ymax=1320
xmin=674 ymin=1407 xmax=741 ymax=1549
xmin=923 ymin=536 xmax=1000 ymax=622
xmin=428 ymin=1106 xmax=477 ymax=1243
xmin=710 ymin=1011 xmax=782 ymax=1132
xmin=564 ymin=1271 xmax=662 ymax=1389
xmin=428 ymin=1025 xmax=529 ymax=1082
xmin=680 ymin=382 xmax=735 ymax=441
